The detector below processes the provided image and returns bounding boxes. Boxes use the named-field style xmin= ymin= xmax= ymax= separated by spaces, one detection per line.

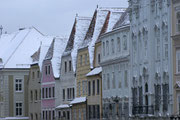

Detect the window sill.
xmin=15 ymin=91 xmax=23 ymax=93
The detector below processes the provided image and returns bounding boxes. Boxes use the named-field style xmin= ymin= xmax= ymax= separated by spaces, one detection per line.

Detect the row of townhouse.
xmin=1 ymin=0 xmax=180 ymax=120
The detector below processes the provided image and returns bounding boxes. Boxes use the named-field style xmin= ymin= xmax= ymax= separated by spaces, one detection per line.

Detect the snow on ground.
xmin=86 ymin=67 xmax=102 ymax=77
xmin=70 ymin=97 xmax=86 ymax=105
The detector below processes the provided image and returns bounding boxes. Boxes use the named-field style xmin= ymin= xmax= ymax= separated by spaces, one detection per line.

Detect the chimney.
xmin=0 ymin=25 xmax=3 ymax=35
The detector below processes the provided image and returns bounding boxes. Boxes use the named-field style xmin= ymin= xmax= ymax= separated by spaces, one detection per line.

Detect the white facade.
xmin=101 ymin=24 xmax=130 ymax=120
xmin=129 ymin=0 xmax=172 ymax=118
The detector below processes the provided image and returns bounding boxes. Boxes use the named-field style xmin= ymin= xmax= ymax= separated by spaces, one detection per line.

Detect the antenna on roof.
xmin=0 ymin=25 xmax=3 ymax=36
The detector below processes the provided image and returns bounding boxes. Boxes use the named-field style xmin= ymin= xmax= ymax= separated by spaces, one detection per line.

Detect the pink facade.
xmin=41 ymin=60 xmax=56 ymax=120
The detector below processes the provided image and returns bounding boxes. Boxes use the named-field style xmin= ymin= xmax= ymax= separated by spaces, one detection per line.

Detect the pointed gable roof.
xmin=80 ymin=7 xmax=126 ymax=68
xmin=45 ymin=37 xmax=68 ymax=78
xmin=63 ymin=15 xmax=91 ymax=72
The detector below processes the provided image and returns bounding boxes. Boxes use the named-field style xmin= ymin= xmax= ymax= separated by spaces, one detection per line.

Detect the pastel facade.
xmin=129 ymin=0 xmax=172 ymax=119
xmin=28 ymin=64 xmax=41 ymax=120
xmin=101 ymin=11 xmax=130 ymax=120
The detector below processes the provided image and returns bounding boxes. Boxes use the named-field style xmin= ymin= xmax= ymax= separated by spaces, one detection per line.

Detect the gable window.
xmin=45 ymin=66 xmax=48 ymax=75
xmin=37 ymin=71 xmax=40 ymax=78
xmin=98 ymin=54 xmax=101 ymax=64
xmin=103 ymin=42 xmax=105 ymax=56
xmin=16 ymin=102 xmax=22 ymax=116
xmin=123 ymin=35 xmax=127 ymax=50
xmin=111 ymin=39 xmax=115 ymax=54
xmin=15 ymin=79 xmax=22 ymax=92
xmin=106 ymin=41 xmax=109 ymax=55
xmin=80 ymin=55 xmax=83 ymax=66
xmin=48 ymin=65 xmax=50 ymax=74
xmin=69 ymin=61 xmax=72 ymax=71
xmin=85 ymin=54 xmax=88 ymax=65
xmin=32 ymin=72 xmax=35 ymax=79
xmin=117 ymin=37 xmax=121 ymax=52
xmin=176 ymin=49 xmax=180 ymax=73
xmin=65 ymin=61 xmax=67 ymax=73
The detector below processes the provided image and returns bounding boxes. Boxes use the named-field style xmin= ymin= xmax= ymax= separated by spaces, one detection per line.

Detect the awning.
xmin=56 ymin=104 xmax=71 ymax=109
xmin=70 ymin=97 xmax=86 ymax=105
xmin=86 ymin=67 xmax=102 ymax=77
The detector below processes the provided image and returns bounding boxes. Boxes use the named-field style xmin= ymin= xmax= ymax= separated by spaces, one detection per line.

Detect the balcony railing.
xmin=132 ymin=105 xmax=154 ymax=115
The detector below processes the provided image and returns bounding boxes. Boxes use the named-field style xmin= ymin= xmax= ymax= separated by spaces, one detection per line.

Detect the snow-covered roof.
xmin=1 ymin=117 xmax=29 ymax=120
xmin=31 ymin=36 xmax=54 ymax=71
xmin=0 ymin=27 xmax=45 ymax=69
xmin=80 ymin=7 xmax=125 ymax=69
xmin=45 ymin=37 xmax=68 ymax=78
xmin=70 ymin=97 xmax=86 ymax=105
xmin=113 ymin=8 xmax=130 ymax=29
xmin=86 ymin=67 xmax=102 ymax=77
xmin=64 ymin=16 xmax=91 ymax=72
xmin=56 ymin=104 xmax=71 ymax=109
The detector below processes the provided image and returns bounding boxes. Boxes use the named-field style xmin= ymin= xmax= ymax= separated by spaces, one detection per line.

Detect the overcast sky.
xmin=0 ymin=0 xmax=128 ymax=36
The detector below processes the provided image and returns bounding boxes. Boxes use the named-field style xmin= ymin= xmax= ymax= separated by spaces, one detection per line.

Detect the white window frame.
xmin=176 ymin=49 xmax=180 ymax=74
xmin=15 ymin=78 xmax=23 ymax=92
xmin=15 ymin=102 xmax=23 ymax=116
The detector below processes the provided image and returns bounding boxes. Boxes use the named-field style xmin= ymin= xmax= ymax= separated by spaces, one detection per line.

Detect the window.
xmin=112 ymin=72 xmax=115 ymax=89
xmin=49 ymin=111 xmax=51 ymax=120
xmin=65 ymin=62 xmax=67 ymax=73
xmin=124 ymin=70 xmax=128 ymax=87
xmin=117 ymin=37 xmax=121 ymax=52
xmin=16 ymin=102 xmax=22 ymax=116
xmin=118 ymin=71 xmax=121 ymax=88
xmin=49 ymin=88 xmax=51 ymax=98
xmin=176 ymin=50 xmax=180 ymax=73
xmin=67 ymin=111 xmax=70 ymax=120
xmin=32 ymin=72 xmax=35 ymax=79
xmin=88 ymin=81 xmax=91 ymax=96
xmin=31 ymin=91 xmax=33 ymax=101
xmin=42 ymin=88 xmax=44 ymax=99
xmin=103 ymin=74 xmax=106 ymax=90
xmin=63 ymin=89 xmax=65 ymax=100
xmin=67 ymin=88 xmax=70 ymax=99
xmin=78 ymin=82 xmax=81 ymax=96
xmin=177 ymin=12 xmax=180 ymax=33
xmin=46 ymin=88 xmax=48 ymax=98
xmin=31 ymin=114 xmax=33 ymax=120
xmin=111 ymin=39 xmax=115 ymax=53
xmin=48 ymin=65 xmax=50 ymax=74
xmin=123 ymin=35 xmax=127 ymax=50
xmin=98 ymin=54 xmax=100 ymax=64
xmin=85 ymin=54 xmax=88 ymax=65
xmin=37 ymin=71 xmax=40 ymax=78
xmin=155 ymin=28 xmax=160 ymax=60
xmin=97 ymin=79 xmax=99 ymax=95
xmin=107 ymin=74 xmax=110 ymax=89
xmin=52 ymin=87 xmax=55 ymax=97
xmin=35 ymin=113 xmax=38 ymax=120
xmin=106 ymin=41 xmax=109 ymax=55
xmin=80 ymin=55 xmax=83 ymax=66
xmin=69 ymin=61 xmax=72 ymax=71
xmin=103 ymin=42 xmax=105 ymax=56
xmin=45 ymin=66 xmax=48 ymax=75
xmin=39 ymin=89 xmax=41 ymax=100
xmin=92 ymin=80 xmax=95 ymax=95
xmin=35 ymin=90 xmax=38 ymax=101
xmin=82 ymin=81 xmax=87 ymax=95
xmin=15 ymin=79 xmax=22 ymax=92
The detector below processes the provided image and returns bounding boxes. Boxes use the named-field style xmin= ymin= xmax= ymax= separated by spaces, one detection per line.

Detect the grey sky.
xmin=0 ymin=0 xmax=128 ymax=36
